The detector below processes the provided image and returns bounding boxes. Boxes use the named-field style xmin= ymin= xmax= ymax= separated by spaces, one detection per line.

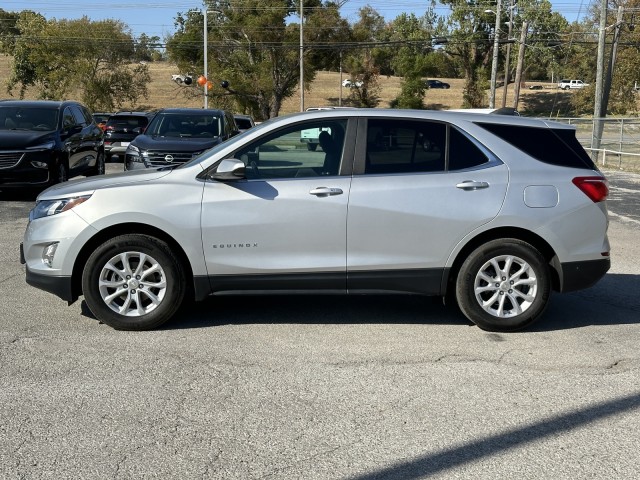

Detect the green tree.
xmin=167 ymin=0 xmax=347 ymax=119
xmin=565 ymin=0 xmax=640 ymax=115
xmin=385 ymin=12 xmax=439 ymax=109
xmin=0 ymin=8 xmax=20 ymax=52
xmin=5 ymin=12 xmax=150 ymax=111
xmin=134 ymin=33 xmax=163 ymax=62
xmin=343 ymin=6 xmax=385 ymax=108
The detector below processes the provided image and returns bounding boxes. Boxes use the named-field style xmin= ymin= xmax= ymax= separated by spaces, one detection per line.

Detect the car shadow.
xmin=0 ymin=190 xmax=39 ymax=201
xmin=80 ymin=273 xmax=639 ymax=332
xmin=532 ymin=273 xmax=640 ymax=331
xmin=159 ymin=294 xmax=469 ymax=331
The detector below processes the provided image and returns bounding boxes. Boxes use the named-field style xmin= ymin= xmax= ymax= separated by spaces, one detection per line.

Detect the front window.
xmin=146 ymin=113 xmax=222 ymax=138
xmin=0 ymin=106 xmax=59 ymax=132
xmin=229 ymin=119 xmax=348 ymax=179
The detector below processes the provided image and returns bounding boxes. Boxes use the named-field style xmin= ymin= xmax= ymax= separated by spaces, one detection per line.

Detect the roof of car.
xmin=111 ymin=111 xmax=154 ymax=116
xmin=274 ymin=108 xmax=575 ymax=130
xmin=0 ymin=99 xmax=81 ymax=108
xmin=156 ymin=108 xmax=227 ymax=114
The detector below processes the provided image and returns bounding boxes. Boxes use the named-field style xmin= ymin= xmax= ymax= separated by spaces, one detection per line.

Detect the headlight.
xmin=30 ymin=195 xmax=92 ymax=221
xmin=26 ymin=140 xmax=56 ymax=151
xmin=126 ymin=144 xmax=144 ymax=163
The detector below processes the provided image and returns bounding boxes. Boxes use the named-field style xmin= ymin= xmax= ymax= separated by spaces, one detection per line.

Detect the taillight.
xmin=572 ymin=176 xmax=609 ymax=202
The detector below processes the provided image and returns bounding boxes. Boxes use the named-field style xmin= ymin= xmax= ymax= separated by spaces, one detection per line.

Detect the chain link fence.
xmin=553 ymin=117 xmax=640 ymax=171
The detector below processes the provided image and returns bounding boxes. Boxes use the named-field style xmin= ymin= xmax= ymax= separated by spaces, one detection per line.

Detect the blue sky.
xmin=5 ymin=0 xmax=593 ymax=39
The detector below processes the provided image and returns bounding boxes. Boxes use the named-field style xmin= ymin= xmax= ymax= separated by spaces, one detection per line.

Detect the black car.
xmin=125 ymin=108 xmax=239 ymax=170
xmin=233 ymin=114 xmax=256 ymax=133
xmin=426 ymin=79 xmax=451 ymax=89
xmin=104 ymin=111 xmax=155 ymax=161
xmin=0 ymin=100 xmax=105 ymax=190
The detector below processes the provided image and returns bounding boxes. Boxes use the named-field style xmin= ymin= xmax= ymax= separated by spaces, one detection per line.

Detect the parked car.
xmin=558 ymin=79 xmax=589 ymax=90
xmin=171 ymin=74 xmax=193 ymax=85
xmin=124 ymin=108 xmax=239 ymax=170
xmin=22 ymin=109 xmax=610 ymax=332
xmin=233 ymin=114 xmax=256 ymax=133
xmin=426 ymin=79 xmax=451 ymax=89
xmin=342 ymin=79 xmax=363 ymax=88
xmin=0 ymin=100 xmax=105 ymax=190
xmin=103 ymin=111 xmax=155 ymax=161
xmin=92 ymin=112 xmax=112 ymax=131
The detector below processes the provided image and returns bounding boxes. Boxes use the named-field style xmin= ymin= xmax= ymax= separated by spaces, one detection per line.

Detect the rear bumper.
xmin=558 ymin=258 xmax=610 ymax=293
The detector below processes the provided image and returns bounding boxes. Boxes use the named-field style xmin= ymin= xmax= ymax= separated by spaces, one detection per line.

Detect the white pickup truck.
xmin=558 ymin=79 xmax=589 ymax=90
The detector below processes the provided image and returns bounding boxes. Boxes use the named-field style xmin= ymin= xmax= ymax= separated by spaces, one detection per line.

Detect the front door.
xmin=201 ymin=118 xmax=352 ymax=292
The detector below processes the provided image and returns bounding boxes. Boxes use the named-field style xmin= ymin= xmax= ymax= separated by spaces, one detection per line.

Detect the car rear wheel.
xmin=82 ymin=234 xmax=186 ymax=330
xmin=455 ymin=239 xmax=551 ymax=332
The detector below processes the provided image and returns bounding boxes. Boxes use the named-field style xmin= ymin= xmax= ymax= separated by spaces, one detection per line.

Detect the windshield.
xmin=146 ymin=112 xmax=222 ymax=138
xmin=0 ymin=106 xmax=59 ymax=132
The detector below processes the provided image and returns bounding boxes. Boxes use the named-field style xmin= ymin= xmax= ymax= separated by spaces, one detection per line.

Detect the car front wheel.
xmin=455 ymin=239 xmax=551 ymax=332
xmin=87 ymin=150 xmax=105 ymax=176
xmin=82 ymin=234 xmax=186 ymax=330
xmin=53 ymin=161 xmax=68 ymax=184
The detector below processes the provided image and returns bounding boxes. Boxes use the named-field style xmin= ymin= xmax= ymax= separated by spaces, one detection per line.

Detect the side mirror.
xmin=212 ymin=158 xmax=246 ymax=181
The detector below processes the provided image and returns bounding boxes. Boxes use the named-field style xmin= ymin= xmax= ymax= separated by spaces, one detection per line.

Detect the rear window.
xmin=107 ymin=115 xmax=150 ymax=129
xmin=475 ymin=123 xmax=596 ymax=170
xmin=235 ymin=118 xmax=253 ymax=129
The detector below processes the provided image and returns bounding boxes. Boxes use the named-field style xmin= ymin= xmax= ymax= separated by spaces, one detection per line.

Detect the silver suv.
xmin=21 ymin=109 xmax=610 ymax=332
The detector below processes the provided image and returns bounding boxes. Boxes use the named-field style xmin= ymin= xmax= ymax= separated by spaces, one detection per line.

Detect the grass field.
xmin=1 ymin=55 xmax=635 ymax=118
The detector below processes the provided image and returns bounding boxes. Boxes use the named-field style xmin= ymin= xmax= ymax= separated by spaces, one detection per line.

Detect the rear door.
xmin=346 ymin=117 xmax=509 ymax=294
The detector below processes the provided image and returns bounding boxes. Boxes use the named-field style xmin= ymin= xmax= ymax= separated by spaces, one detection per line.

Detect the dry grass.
xmin=2 ymin=55 xmax=636 ymax=117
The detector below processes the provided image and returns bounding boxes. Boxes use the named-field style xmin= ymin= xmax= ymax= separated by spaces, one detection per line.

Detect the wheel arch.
xmin=71 ymin=222 xmax=197 ymax=302
xmin=443 ymin=226 xmax=560 ymax=296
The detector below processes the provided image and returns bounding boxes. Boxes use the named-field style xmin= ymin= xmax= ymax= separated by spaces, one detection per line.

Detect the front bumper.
xmin=25 ymin=263 xmax=76 ymax=303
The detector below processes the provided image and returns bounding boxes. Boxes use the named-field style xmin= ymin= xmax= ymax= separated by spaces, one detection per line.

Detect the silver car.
xmin=21 ymin=109 xmax=610 ymax=331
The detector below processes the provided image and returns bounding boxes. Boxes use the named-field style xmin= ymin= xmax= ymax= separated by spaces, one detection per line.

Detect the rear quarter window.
xmin=475 ymin=122 xmax=596 ymax=170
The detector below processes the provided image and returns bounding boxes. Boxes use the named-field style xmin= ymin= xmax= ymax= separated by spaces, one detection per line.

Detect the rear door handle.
xmin=456 ymin=181 xmax=489 ymax=190
xmin=309 ymin=187 xmax=343 ymax=197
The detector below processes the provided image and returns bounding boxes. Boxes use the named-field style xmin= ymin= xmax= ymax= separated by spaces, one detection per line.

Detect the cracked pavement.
xmin=1 ymin=165 xmax=639 ymax=479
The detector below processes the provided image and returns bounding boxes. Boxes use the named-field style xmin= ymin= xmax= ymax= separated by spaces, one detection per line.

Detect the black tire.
xmin=455 ymin=239 xmax=551 ymax=332
xmin=52 ymin=160 xmax=68 ymax=185
xmin=86 ymin=150 xmax=105 ymax=176
xmin=307 ymin=143 xmax=318 ymax=151
xmin=82 ymin=234 xmax=186 ymax=331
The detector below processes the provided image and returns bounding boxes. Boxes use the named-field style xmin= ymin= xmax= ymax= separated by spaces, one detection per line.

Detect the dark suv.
xmin=0 ymin=100 xmax=105 ymax=190
xmin=124 ymin=108 xmax=239 ymax=170
xmin=104 ymin=111 xmax=155 ymax=161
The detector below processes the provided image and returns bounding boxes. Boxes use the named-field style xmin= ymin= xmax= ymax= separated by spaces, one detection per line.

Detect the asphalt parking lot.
xmin=1 ymin=164 xmax=639 ymax=479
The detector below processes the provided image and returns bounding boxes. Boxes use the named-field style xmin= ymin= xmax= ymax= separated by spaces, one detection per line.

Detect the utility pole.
xmin=501 ymin=0 xmax=515 ymax=108
xmin=489 ymin=0 xmax=502 ymax=108
xmin=601 ymin=6 xmax=625 ymax=126
xmin=592 ymin=0 xmax=608 ymax=161
xmin=299 ymin=0 xmax=305 ymax=112
xmin=204 ymin=10 xmax=208 ymax=109
xmin=512 ymin=21 xmax=528 ymax=110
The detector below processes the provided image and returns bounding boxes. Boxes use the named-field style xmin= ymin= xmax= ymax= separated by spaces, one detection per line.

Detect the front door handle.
xmin=310 ymin=187 xmax=343 ymax=197
xmin=456 ymin=181 xmax=489 ymax=191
